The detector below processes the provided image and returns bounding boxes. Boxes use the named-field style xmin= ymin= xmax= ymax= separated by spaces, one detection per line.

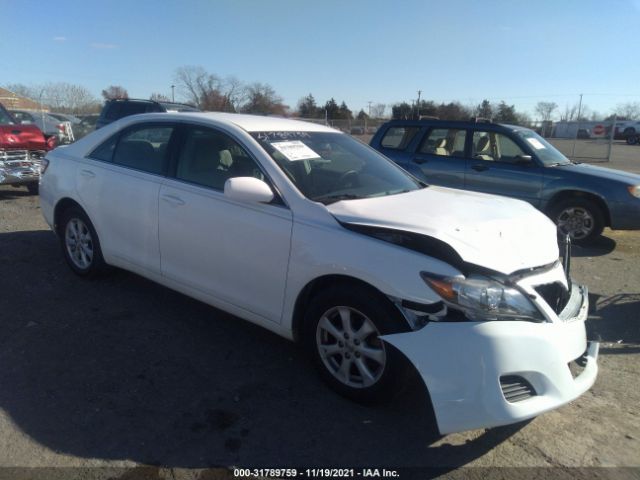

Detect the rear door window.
xmin=380 ymin=126 xmax=419 ymax=150
xmin=111 ymin=124 xmax=175 ymax=175
xmin=419 ymin=128 xmax=467 ymax=157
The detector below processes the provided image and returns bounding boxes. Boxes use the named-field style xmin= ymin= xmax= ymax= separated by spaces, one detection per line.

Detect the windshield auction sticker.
xmin=271 ymin=140 xmax=321 ymax=161
xmin=526 ymin=137 xmax=546 ymax=150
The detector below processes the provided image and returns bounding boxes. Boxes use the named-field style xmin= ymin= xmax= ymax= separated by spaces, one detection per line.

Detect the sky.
xmin=1 ymin=0 xmax=639 ymax=119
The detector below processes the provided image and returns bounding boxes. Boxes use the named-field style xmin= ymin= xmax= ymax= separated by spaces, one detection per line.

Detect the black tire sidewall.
xmin=303 ymin=284 xmax=411 ymax=403
xmin=59 ymin=207 xmax=105 ymax=277
xmin=26 ymin=183 xmax=39 ymax=195
xmin=550 ymin=197 xmax=605 ymax=244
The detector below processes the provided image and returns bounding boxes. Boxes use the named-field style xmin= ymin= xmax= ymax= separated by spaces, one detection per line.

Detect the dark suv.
xmin=96 ymin=99 xmax=199 ymax=129
xmin=370 ymin=118 xmax=640 ymax=243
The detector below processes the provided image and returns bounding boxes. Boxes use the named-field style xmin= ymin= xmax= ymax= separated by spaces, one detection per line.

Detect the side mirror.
xmin=515 ymin=155 xmax=533 ymax=164
xmin=224 ymin=177 xmax=274 ymax=204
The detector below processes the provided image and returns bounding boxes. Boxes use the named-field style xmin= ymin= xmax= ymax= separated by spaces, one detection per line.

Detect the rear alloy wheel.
xmin=551 ymin=198 xmax=604 ymax=244
xmin=304 ymin=285 xmax=411 ymax=403
xmin=60 ymin=207 xmax=106 ymax=277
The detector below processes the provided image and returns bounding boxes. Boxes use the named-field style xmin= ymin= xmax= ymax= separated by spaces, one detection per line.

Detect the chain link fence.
xmin=533 ymin=118 xmax=617 ymax=163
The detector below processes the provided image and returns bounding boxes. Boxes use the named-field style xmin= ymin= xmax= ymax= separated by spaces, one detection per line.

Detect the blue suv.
xmin=370 ymin=119 xmax=640 ymax=243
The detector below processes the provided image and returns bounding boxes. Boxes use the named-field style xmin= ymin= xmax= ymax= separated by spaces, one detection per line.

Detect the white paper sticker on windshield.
xmin=271 ymin=140 xmax=321 ymax=161
xmin=526 ymin=138 xmax=546 ymax=150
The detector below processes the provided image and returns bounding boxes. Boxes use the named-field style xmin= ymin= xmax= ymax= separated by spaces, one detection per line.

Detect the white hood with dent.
xmin=327 ymin=186 xmax=559 ymax=275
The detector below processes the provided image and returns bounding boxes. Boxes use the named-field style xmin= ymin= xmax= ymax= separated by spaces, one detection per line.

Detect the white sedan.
xmin=39 ymin=112 xmax=599 ymax=434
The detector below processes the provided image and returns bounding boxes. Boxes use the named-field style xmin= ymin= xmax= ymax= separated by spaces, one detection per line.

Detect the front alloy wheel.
xmin=316 ymin=306 xmax=386 ymax=388
xmin=304 ymin=284 xmax=412 ymax=403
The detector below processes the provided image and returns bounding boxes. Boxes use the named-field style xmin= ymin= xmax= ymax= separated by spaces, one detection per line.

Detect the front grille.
xmin=500 ymin=375 xmax=536 ymax=403
xmin=0 ymin=149 xmax=29 ymax=162
xmin=29 ymin=150 xmax=46 ymax=161
xmin=534 ymin=282 xmax=569 ymax=314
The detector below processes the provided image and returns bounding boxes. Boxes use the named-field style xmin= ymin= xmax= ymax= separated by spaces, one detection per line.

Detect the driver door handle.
xmin=161 ymin=194 xmax=185 ymax=206
xmin=471 ymin=164 xmax=489 ymax=172
xmin=413 ymin=157 xmax=429 ymax=164
xmin=80 ymin=169 xmax=95 ymax=178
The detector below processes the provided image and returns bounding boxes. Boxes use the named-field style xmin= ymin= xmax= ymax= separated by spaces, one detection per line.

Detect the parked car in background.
xmin=9 ymin=109 xmax=72 ymax=144
xmin=370 ymin=118 xmax=640 ymax=243
xmin=40 ymin=112 xmax=599 ymax=435
xmin=0 ymin=102 xmax=54 ymax=194
xmin=48 ymin=112 xmax=79 ymax=143
xmin=96 ymin=98 xmax=199 ymax=130
xmin=48 ymin=113 xmax=81 ymax=125
xmin=72 ymin=114 xmax=99 ymax=140
xmin=576 ymin=128 xmax=591 ymax=139
xmin=611 ymin=120 xmax=640 ymax=144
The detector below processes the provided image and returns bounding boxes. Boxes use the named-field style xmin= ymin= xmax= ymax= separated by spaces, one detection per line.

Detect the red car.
xmin=0 ymin=102 xmax=56 ymax=194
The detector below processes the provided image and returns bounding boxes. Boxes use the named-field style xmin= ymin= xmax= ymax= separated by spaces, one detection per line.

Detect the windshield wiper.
xmin=313 ymin=193 xmax=364 ymax=205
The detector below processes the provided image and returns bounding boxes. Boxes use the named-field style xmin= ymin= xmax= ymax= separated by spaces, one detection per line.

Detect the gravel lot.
xmin=0 ymin=148 xmax=639 ymax=478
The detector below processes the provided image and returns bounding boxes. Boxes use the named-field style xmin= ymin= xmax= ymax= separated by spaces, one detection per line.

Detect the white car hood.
xmin=327 ymin=186 xmax=559 ymax=275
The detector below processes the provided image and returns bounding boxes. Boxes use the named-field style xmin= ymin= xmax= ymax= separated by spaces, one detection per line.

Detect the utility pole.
xmin=171 ymin=85 xmax=175 ymax=102
xmin=416 ymin=90 xmax=422 ymax=119
xmin=367 ymin=101 xmax=372 ymax=117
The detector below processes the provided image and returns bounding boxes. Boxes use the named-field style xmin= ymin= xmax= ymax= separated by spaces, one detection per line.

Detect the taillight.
xmin=57 ymin=123 xmax=65 ymax=132
xmin=46 ymin=136 xmax=57 ymax=150
xmin=40 ymin=158 xmax=50 ymax=174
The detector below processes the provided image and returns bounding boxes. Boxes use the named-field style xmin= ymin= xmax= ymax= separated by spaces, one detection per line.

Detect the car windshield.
xmin=252 ymin=131 xmax=424 ymax=204
xmin=0 ymin=107 xmax=16 ymax=125
xmin=515 ymin=129 xmax=572 ymax=166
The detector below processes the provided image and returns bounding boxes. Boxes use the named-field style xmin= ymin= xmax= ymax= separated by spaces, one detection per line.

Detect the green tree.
xmin=324 ymin=98 xmax=340 ymax=119
xmin=494 ymin=101 xmax=518 ymax=124
xmin=337 ymin=101 xmax=353 ymax=120
xmin=392 ymin=102 xmax=413 ymax=119
xmin=297 ymin=93 xmax=318 ymax=118
xmin=476 ymin=99 xmax=493 ymax=119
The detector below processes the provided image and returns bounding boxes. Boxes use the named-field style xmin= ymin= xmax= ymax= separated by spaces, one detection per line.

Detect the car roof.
xmin=145 ymin=112 xmax=339 ymax=133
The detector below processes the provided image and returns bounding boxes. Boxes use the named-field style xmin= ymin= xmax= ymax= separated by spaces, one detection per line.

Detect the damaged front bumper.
xmin=0 ymin=155 xmax=41 ymax=186
xmin=382 ymin=280 xmax=598 ymax=435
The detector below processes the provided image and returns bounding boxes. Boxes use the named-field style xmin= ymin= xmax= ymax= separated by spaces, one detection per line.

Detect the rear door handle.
xmin=472 ymin=164 xmax=489 ymax=172
xmin=80 ymin=169 xmax=95 ymax=178
xmin=413 ymin=157 xmax=429 ymax=164
xmin=161 ymin=194 xmax=185 ymax=206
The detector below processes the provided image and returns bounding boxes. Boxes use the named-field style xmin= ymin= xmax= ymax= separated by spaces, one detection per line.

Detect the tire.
xmin=624 ymin=128 xmax=637 ymax=145
xmin=59 ymin=206 xmax=106 ymax=277
xmin=303 ymin=284 xmax=412 ymax=403
xmin=26 ymin=183 xmax=39 ymax=195
xmin=550 ymin=197 xmax=605 ymax=244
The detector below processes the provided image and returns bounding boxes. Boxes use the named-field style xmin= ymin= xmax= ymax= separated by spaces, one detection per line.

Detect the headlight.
xmin=628 ymin=185 xmax=640 ymax=198
xmin=420 ymin=272 xmax=544 ymax=322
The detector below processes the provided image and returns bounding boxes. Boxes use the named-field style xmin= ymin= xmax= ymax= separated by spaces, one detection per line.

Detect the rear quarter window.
xmin=380 ymin=126 xmax=420 ymax=150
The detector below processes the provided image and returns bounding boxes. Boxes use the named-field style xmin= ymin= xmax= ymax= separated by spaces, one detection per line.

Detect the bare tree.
xmin=240 ymin=83 xmax=287 ymax=116
xmin=101 ymin=85 xmax=129 ymax=100
xmin=4 ymin=82 xmax=99 ymax=113
xmin=150 ymin=92 xmax=171 ymax=102
xmin=613 ymin=102 xmax=640 ymax=120
xmin=370 ymin=103 xmax=386 ymax=118
xmin=560 ymin=103 xmax=578 ymax=121
xmin=3 ymin=83 xmax=36 ymax=99
xmin=534 ymin=101 xmax=558 ymax=121
xmin=173 ymin=66 xmax=242 ymax=111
